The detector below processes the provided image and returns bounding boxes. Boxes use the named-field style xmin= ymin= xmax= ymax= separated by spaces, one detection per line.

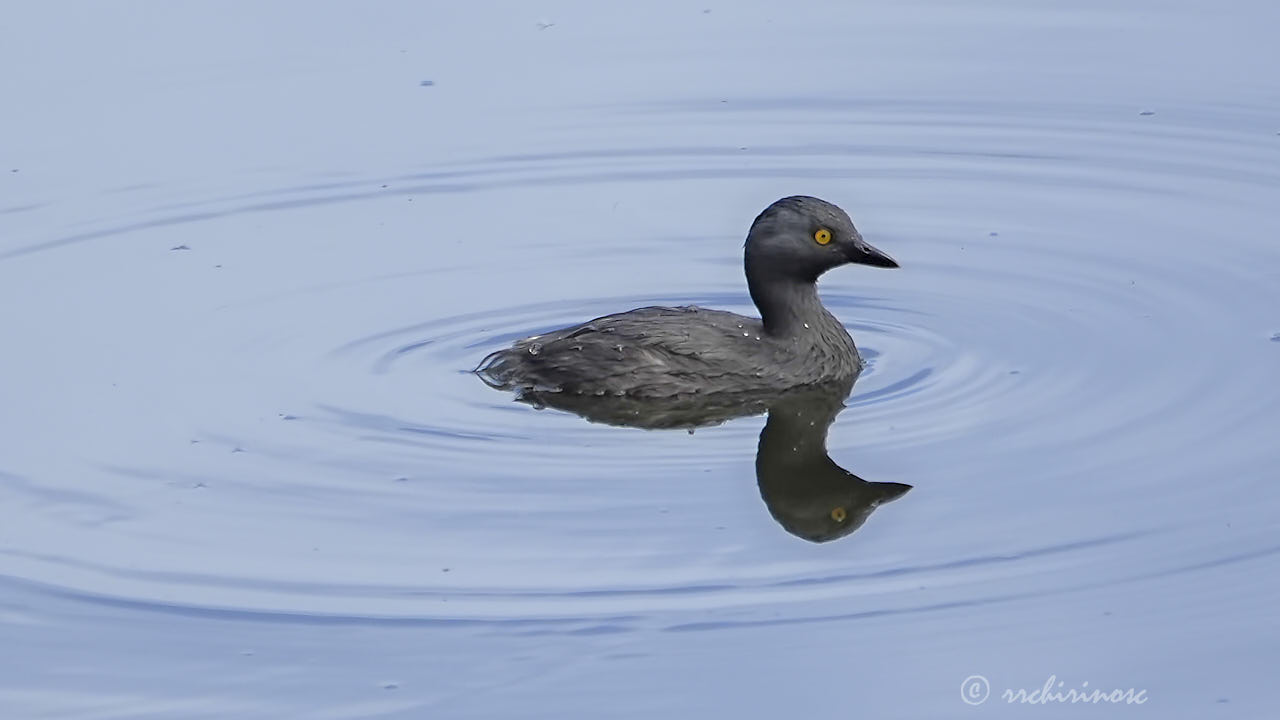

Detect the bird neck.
xmin=747 ymin=270 xmax=832 ymax=337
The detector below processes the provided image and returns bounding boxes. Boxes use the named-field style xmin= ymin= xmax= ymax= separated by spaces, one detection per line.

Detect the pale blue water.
xmin=2 ymin=2 xmax=1279 ymax=718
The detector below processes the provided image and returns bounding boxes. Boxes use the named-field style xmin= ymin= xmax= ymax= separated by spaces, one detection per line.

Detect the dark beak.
xmin=871 ymin=481 xmax=913 ymax=505
xmin=846 ymin=240 xmax=899 ymax=268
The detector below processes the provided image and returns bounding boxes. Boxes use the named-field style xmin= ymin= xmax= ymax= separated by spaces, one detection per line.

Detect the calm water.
xmin=3 ymin=2 xmax=1279 ymax=718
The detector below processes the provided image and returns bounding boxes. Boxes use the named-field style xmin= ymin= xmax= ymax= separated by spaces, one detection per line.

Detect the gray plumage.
xmin=475 ymin=196 xmax=898 ymax=398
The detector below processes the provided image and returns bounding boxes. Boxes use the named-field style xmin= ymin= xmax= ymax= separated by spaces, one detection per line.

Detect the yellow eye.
xmin=830 ymin=507 xmax=847 ymax=522
xmin=814 ymin=228 xmax=832 ymax=245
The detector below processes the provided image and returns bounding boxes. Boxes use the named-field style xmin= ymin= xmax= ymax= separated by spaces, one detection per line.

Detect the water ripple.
xmin=2 ymin=98 xmax=1277 ymax=633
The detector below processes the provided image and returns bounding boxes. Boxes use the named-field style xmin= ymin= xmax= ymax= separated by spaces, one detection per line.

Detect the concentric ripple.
xmin=2 ymin=98 xmax=1278 ymax=633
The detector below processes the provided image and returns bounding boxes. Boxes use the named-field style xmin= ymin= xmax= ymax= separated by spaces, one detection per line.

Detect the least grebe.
xmin=476 ymin=196 xmax=898 ymax=397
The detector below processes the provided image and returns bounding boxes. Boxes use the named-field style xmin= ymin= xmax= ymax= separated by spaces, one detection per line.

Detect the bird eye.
xmin=814 ymin=228 xmax=832 ymax=245
xmin=830 ymin=506 xmax=847 ymax=522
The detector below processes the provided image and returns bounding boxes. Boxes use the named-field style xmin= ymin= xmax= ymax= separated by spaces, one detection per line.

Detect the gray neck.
xmin=747 ymin=270 xmax=832 ymax=337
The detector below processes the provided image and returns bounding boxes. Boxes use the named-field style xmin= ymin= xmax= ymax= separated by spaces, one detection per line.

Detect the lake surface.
xmin=2 ymin=2 xmax=1278 ymax=717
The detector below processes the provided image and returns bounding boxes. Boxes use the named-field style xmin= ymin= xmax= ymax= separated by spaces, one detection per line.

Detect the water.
xmin=3 ymin=2 xmax=1279 ymax=717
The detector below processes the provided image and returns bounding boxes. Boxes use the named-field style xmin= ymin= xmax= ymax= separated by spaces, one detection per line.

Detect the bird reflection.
xmin=754 ymin=386 xmax=911 ymax=542
xmin=500 ymin=375 xmax=911 ymax=543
